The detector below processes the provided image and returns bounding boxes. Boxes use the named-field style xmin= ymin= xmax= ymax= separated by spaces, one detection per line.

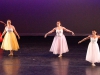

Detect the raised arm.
xmin=78 ymin=36 xmax=90 ymax=44
xmin=0 ymin=21 xmax=6 ymax=26
xmin=63 ymin=27 xmax=75 ymax=35
xmin=13 ymin=26 xmax=20 ymax=39
xmin=44 ymin=28 xmax=56 ymax=38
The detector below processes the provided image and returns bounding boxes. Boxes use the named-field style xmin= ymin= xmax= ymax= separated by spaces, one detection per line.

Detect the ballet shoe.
xmin=58 ymin=55 xmax=62 ymax=57
xmin=8 ymin=54 xmax=13 ymax=56
xmin=92 ymin=63 xmax=96 ymax=67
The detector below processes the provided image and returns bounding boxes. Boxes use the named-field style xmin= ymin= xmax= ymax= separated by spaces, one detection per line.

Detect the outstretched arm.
xmin=44 ymin=28 xmax=56 ymax=38
xmin=13 ymin=26 xmax=20 ymax=39
xmin=63 ymin=27 xmax=75 ymax=35
xmin=78 ymin=36 xmax=90 ymax=44
xmin=0 ymin=21 xmax=6 ymax=26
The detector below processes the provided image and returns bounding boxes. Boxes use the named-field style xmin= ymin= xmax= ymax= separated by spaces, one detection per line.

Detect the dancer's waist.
xmin=56 ymin=34 xmax=64 ymax=37
xmin=7 ymin=31 xmax=13 ymax=33
xmin=90 ymin=42 xmax=97 ymax=43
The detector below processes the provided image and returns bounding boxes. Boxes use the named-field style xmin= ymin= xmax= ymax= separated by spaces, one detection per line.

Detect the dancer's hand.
xmin=0 ymin=21 xmax=2 ymax=22
xmin=44 ymin=34 xmax=47 ymax=38
xmin=72 ymin=32 xmax=75 ymax=36
xmin=78 ymin=41 xmax=81 ymax=44
xmin=18 ymin=36 xmax=20 ymax=39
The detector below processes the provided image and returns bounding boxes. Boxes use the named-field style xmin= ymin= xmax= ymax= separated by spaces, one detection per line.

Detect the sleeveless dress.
xmin=50 ymin=29 xmax=69 ymax=54
xmin=86 ymin=37 xmax=100 ymax=63
xmin=1 ymin=27 xmax=19 ymax=51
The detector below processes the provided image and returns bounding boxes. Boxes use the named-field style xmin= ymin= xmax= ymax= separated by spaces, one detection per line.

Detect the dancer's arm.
xmin=97 ymin=35 xmax=100 ymax=39
xmin=44 ymin=28 xmax=56 ymax=38
xmin=0 ymin=21 xmax=6 ymax=26
xmin=0 ymin=29 xmax=6 ymax=38
xmin=13 ymin=26 xmax=20 ymax=39
xmin=63 ymin=27 xmax=75 ymax=35
xmin=78 ymin=36 xmax=90 ymax=44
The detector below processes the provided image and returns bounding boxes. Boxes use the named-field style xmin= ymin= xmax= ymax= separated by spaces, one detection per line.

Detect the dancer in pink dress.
xmin=78 ymin=30 xmax=100 ymax=66
xmin=45 ymin=21 xmax=75 ymax=57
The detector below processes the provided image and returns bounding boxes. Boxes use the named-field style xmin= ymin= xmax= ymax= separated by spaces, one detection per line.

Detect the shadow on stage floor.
xmin=0 ymin=36 xmax=100 ymax=75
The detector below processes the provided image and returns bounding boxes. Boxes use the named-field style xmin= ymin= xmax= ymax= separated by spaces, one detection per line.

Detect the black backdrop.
xmin=0 ymin=0 xmax=100 ymax=36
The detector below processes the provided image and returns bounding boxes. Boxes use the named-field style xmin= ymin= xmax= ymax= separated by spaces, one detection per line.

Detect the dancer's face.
xmin=7 ymin=20 xmax=11 ymax=26
xmin=57 ymin=22 xmax=60 ymax=27
xmin=92 ymin=31 xmax=96 ymax=35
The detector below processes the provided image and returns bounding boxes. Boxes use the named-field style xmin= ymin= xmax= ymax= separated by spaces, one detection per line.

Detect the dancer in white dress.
xmin=78 ymin=30 xmax=100 ymax=66
xmin=45 ymin=21 xmax=75 ymax=57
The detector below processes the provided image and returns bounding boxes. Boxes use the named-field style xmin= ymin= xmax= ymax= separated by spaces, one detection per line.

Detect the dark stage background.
xmin=0 ymin=0 xmax=100 ymax=36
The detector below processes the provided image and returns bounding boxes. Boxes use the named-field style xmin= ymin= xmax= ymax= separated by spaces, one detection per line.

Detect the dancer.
xmin=0 ymin=20 xmax=20 ymax=56
xmin=45 ymin=21 xmax=75 ymax=57
xmin=78 ymin=30 xmax=100 ymax=66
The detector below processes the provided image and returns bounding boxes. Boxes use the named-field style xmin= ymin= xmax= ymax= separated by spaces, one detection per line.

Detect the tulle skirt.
xmin=1 ymin=32 xmax=19 ymax=51
xmin=86 ymin=42 xmax=100 ymax=63
xmin=50 ymin=35 xmax=69 ymax=54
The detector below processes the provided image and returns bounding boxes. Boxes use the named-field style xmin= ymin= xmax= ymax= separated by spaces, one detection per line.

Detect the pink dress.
xmin=50 ymin=29 xmax=69 ymax=54
xmin=86 ymin=37 xmax=100 ymax=63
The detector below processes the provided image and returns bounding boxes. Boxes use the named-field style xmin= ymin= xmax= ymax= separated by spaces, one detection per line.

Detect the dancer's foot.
xmin=58 ymin=55 xmax=62 ymax=57
xmin=92 ymin=63 xmax=96 ymax=66
xmin=9 ymin=50 xmax=13 ymax=56
xmin=8 ymin=53 xmax=13 ymax=56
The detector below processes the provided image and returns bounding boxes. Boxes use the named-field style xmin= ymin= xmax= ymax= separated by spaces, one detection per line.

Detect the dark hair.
xmin=57 ymin=21 xmax=62 ymax=26
xmin=92 ymin=30 xmax=96 ymax=32
xmin=92 ymin=30 xmax=97 ymax=34
xmin=57 ymin=21 xmax=61 ymax=23
xmin=7 ymin=19 xmax=11 ymax=22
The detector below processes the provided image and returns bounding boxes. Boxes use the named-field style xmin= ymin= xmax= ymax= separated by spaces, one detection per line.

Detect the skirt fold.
xmin=50 ymin=35 xmax=69 ymax=54
xmin=86 ymin=42 xmax=100 ymax=63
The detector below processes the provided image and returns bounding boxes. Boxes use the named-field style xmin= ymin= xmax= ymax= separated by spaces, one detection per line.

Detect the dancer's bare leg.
xmin=58 ymin=50 xmax=62 ymax=57
xmin=9 ymin=50 xmax=13 ymax=56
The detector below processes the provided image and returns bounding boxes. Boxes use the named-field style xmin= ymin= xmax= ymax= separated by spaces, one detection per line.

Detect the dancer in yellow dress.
xmin=0 ymin=20 xmax=20 ymax=56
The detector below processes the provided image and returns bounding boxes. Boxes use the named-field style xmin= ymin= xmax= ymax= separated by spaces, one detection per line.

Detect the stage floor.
xmin=0 ymin=36 xmax=100 ymax=75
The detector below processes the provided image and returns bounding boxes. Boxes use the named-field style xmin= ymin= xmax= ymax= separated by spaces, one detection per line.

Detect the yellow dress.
xmin=1 ymin=27 xmax=19 ymax=51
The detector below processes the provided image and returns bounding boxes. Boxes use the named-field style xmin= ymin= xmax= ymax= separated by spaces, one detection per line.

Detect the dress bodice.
xmin=5 ymin=27 xmax=13 ymax=32
xmin=90 ymin=37 xmax=98 ymax=43
xmin=56 ymin=29 xmax=63 ymax=36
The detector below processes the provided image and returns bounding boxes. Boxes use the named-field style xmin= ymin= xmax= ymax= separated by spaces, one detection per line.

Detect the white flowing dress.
xmin=86 ymin=37 xmax=100 ymax=63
